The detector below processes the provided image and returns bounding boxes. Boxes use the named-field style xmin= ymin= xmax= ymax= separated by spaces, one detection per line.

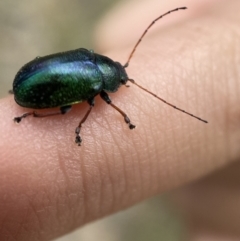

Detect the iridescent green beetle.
xmin=11 ymin=7 xmax=207 ymax=146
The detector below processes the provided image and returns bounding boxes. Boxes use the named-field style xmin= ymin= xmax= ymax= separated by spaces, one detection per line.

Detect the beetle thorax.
xmin=95 ymin=54 xmax=128 ymax=93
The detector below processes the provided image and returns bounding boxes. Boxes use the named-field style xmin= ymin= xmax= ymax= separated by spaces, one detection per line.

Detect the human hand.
xmin=1 ymin=0 xmax=239 ymax=240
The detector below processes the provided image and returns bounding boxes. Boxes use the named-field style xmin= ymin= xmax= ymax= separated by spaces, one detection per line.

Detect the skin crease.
xmin=0 ymin=0 xmax=240 ymax=241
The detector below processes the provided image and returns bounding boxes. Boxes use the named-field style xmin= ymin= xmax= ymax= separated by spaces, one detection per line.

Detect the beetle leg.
xmin=14 ymin=112 xmax=35 ymax=123
xmin=13 ymin=105 xmax=72 ymax=123
xmin=75 ymin=98 xmax=94 ymax=146
xmin=100 ymin=90 xmax=135 ymax=129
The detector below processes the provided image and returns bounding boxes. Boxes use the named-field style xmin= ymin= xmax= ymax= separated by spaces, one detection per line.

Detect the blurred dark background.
xmin=0 ymin=1 xmax=185 ymax=240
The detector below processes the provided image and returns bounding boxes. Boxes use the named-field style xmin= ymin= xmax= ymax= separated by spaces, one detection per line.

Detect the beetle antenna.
xmin=128 ymin=79 xmax=208 ymax=123
xmin=123 ymin=7 xmax=187 ymax=68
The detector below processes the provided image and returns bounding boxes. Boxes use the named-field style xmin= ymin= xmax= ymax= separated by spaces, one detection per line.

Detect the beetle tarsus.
xmin=75 ymin=136 xmax=82 ymax=146
xmin=124 ymin=116 xmax=136 ymax=129
xmin=129 ymin=123 xmax=136 ymax=129
xmin=14 ymin=117 xmax=22 ymax=123
xmin=74 ymin=100 xmax=94 ymax=146
xmin=13 ymin=112 xmax=34 ymax=123
xmin=75 ymin=127 xmax=82 ymax=146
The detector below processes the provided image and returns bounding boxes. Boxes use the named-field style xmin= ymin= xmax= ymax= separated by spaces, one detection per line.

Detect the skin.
xmin=1 ymin=0 xmax=240 ymax=240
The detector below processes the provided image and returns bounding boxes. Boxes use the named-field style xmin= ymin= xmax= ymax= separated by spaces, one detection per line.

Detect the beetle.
xmin=11 ymin=7 xmax=207 ymax=146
